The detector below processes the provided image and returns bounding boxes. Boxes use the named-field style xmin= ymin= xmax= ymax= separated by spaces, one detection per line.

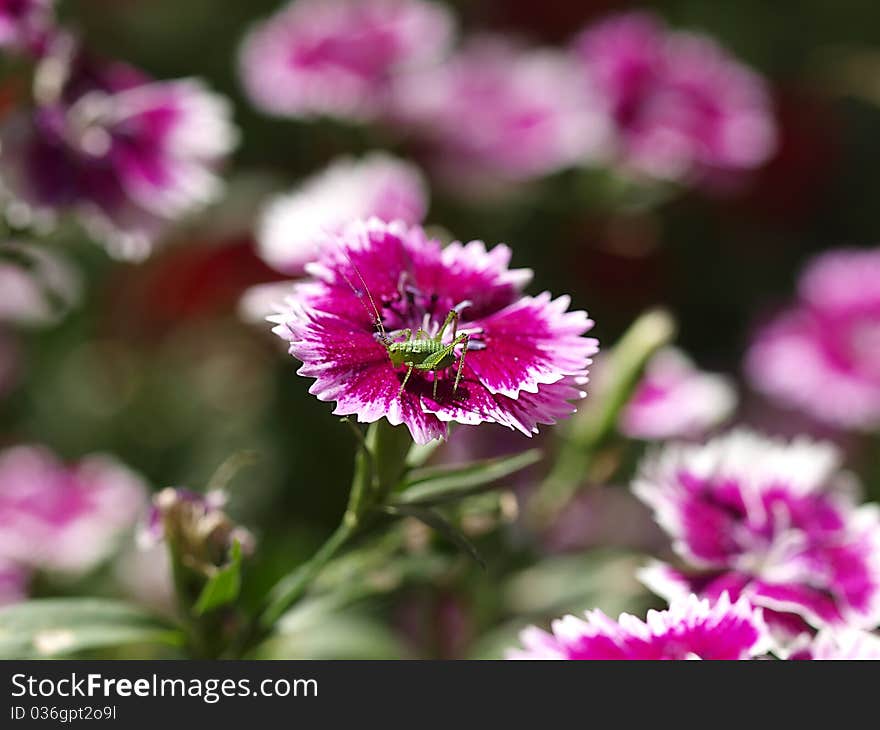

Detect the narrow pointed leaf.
xmin=0 ymin=599 xmax=181 ymax=659
xmin=396 ymin=450 xmax=541 ymax=506
xmin=194 ymin=540 xmax=243 ymax=615
xmin=385 ymin=505 xmax=485 ymax=569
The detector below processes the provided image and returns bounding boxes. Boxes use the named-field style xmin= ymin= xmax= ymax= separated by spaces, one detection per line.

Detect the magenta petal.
xmin=424 ymin=374 xmax=587 ymax=436
xmin=639 ymin=561 xmax=753 ymax=604
xmin=509 ymin=593 xmax=769 ymax=660
xmin=635 ymin=463 xmax=750 ymax=568
xmin=824 ymin=521 xmax=880 ymax=623
xmin=492 ymin=377 xmax=589 ymax=435
xmin=677 ymin=481 xmax=747 ymax=566
xmin=428 ymin=240 xmax=532 ymax=320
xmin=749 ymin=581 xmax=844 ymax=626
xmin=309 ymin=225 xmax=531 ymax=325
xmin=638 ymin=561 xmax=815 ymax=647
xmin=467 ymin=293 xmax=597 ymax=398
xmin=327 ymin=363 xmax=448 ymax=445
xmin=420 ymin=371 xmax=514 ymax=430
xmin=309 ymin=221 xmax=439 ymax=318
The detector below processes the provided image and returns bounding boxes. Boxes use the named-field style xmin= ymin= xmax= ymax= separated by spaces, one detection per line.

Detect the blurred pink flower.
xmin=0 ymin=444 xmax=147 ymax=575
xmin=802 ymin=628 xmax=880 ymax=660
xmin=635 ymin=430 xmax=880 ymax=642
xmin=0 ymin=559 xmax=28 ymax=605
xmin=257 ymin=153 xmax=428 ymax=275
xmin=239 ymin=0 xmax=454 ymax=122
xmin=0 ymin=241 xmax=80 ymax=326
xmin=573 ymin=11 xmax=776 ymax=183
xmin=0 ymin=43 xmax=238 ymax=259
xmin=239 ymin=281 xmax=296 ymax=325
xmin=620 ymin=347 xmax=736 ymax=440
xmin=508 ymin=592 xmax=769 ymax=660
xmin=0 ymin=0 xmax=53 ymax=54
xmin=747 ymin=248 xmax=880 ymax=431
xmin=269 ymin=218 xmax=597 ymax=443
xmin=394 ymin=36 xmax=609 ymax=189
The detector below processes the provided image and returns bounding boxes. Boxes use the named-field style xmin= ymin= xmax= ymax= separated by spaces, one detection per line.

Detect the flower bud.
xmin=142 ymin=488 xmax=254 ymax=577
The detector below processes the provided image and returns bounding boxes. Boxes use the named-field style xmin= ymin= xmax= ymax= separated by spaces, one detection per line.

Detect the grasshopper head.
xmin=386 ymin=342 xmax=407 ymax=368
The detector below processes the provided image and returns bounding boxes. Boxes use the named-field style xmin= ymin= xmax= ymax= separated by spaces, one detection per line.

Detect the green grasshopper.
xmin=339 ymin=252 xmax=470 ymax=400
xmin=385 ymin=307 xmax=470 ymax=400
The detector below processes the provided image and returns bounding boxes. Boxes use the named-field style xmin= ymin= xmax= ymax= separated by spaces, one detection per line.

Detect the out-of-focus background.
xmin=2 ymin=0 xmax=880 ymax=658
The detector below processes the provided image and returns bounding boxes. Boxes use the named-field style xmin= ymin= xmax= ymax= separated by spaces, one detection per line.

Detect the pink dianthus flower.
xmin=269 ymin=218 xmax=597 ymax=443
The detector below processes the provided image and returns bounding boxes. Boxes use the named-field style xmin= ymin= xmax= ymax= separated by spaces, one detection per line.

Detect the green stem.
xmin=258 ymin=518 xmax=358 ymax=631
xmin=528 ymin=309 xmax=676 ymax=526
xmin=242 ymin=420 xmax=414 ymax=653
xmin=166 ymin=544 xmax=205 ymax=657
xmin=166 ymin=540 xmax=231 ymax=659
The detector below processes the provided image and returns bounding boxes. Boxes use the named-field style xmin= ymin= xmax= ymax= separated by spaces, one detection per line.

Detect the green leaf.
xmin=502 ymin=550 xmax=645 ymax=615
xmin=396 ymin=449 xmax=541 ymax=506
xmin=194 ymin=540 xmax=243 ymax=615
xmin=0 ymin=599 xmax=181 ymax=659
xmin=530 ymin=309 xmax=676 ymax=524
xmin=384 ymin=504 xmax=485 ymax=569
xmin=255 ymin=611 xmax=407 ymax=660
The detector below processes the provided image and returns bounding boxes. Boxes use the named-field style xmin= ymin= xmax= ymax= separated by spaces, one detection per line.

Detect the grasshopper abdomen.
xmin=388 ymin=338 xmax=443 ymax=367
xmin=391 ymin=339 xmax=444 ymax=356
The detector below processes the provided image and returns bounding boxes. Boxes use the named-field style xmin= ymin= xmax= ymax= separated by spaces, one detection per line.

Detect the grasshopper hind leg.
xmin=453 ymin=334 xmax=469 ymax=396
xmin=398 ymin=364 xmax=414 ymax=399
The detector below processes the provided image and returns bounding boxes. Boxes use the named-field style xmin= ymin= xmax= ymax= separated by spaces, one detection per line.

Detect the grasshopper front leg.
xmin=435 ymin=309 xmax=459 ymax=341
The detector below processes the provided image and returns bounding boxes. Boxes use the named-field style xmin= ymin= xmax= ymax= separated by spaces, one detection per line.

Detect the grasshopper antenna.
xmin=329 ymin=237 xmax=390 ymax=344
